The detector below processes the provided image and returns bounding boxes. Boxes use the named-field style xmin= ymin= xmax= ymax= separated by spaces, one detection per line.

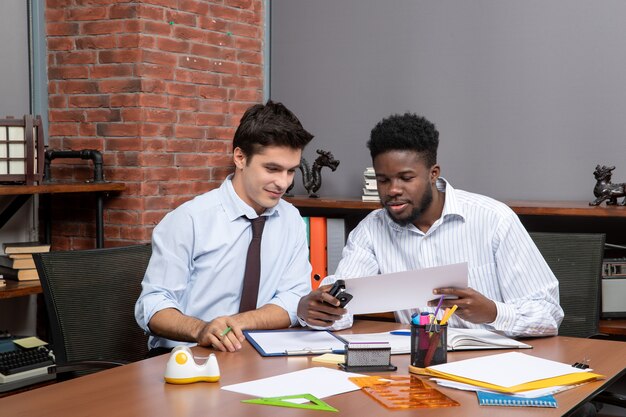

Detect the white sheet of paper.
xmin=221 ymin=367 xmax=363 ymax=401
xmin=340 ymin=332 xmax=411 ymax=354
xmin=428 ymin=352 xmax=589 ymax=388
xmin=345 ymin=262 xmax=468 ymax=315
xmin=246 ymin=330 xmax=345 ymax=355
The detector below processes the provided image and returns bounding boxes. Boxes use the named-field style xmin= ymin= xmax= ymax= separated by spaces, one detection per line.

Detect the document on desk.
xmin=244 ymin=329 xmax=346 ymax=357
xmin=344 ymin=262 xmax=468 ymax=315
xmin=221 ymin=367 xmax=363 ymax=401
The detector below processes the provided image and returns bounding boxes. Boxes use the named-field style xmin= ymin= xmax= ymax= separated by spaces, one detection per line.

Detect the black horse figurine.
xmin=286 ymin=149 xmax=340 ymax=198
xmin=589 ymin=165 xmax=626 ymax=206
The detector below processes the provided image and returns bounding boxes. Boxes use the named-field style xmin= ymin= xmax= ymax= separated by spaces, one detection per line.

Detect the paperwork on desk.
xmin=417 ymin=352 xmax=604 ymax=394
xmin=344 ymin=262 xmax=468 ymax=315
xmin=221 ymin=367 xmax=363 ymax=401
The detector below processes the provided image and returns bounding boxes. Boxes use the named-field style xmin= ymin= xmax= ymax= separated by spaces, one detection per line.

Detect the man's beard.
xmin=386 ymin=186 xmax=433 ymax=226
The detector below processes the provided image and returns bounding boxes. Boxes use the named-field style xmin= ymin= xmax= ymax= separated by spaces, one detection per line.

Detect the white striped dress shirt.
xmin=310 ymin=179 xmax=563 ymax=337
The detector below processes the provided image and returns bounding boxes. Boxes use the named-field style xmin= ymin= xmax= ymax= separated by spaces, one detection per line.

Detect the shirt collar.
xmin=220 ymin=174 xmax=279 ymax=222
xmin=383 ymin=177 xmax=465 ymax=233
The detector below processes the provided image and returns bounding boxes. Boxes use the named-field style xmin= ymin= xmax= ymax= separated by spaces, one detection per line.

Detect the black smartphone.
xmin=327 ymin=279 xmax=353 ymax=308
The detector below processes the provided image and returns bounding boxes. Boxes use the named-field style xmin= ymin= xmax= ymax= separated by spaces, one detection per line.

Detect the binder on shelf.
xmin=326 ymin=218 xmax=345 ymax=275
xmin=309 ymin=217 xmax=327 ymax=290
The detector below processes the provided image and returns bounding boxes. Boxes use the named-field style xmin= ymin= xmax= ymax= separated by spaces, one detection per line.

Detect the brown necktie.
xmin=239 ymin=216 xmax=267 ymax=313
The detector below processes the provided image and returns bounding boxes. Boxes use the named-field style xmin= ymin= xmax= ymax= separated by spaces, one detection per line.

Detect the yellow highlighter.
xmin=440 ymin=304 xmax=458 ymax=325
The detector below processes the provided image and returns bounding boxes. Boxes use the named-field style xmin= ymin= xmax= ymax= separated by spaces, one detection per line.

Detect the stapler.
xmin=164 ymin=345 xmax=220 ymax=384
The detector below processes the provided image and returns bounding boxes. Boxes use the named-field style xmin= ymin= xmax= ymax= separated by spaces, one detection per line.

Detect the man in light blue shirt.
xmin=297 ymin=113 xmax=563 ymax=337
xmin=136 ymin=101 xmax=313 ymax=353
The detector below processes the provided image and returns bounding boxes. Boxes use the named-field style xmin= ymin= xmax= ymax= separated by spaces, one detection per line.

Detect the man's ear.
xmin=233 ymin=147 xmax=247 ymax=170
xmin=430 ymin=164 xmax=441 ymax=183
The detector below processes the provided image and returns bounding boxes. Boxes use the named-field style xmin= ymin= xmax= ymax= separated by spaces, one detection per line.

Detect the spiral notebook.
xmin=476 ymin=391 xmax=557 ymax=408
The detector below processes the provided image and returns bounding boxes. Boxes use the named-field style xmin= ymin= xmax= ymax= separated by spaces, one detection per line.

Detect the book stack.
xmin=362 ymin=167 xmax=380 ymax=202
xmin=0 ymin=241 xmax=51 ymax=281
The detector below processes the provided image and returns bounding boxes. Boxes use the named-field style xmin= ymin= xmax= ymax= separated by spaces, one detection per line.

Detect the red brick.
xmin=85 ymin=109 xmax=122 ymax=122
xmin=176 ymin=154 xmax=210 ymax=167
xmin=75 ymin=35 xmax=117 ymax=49
xmin=141 ymin=79 xmax=167 ymax=94
xmin=198 ymin=140 xmax=228 ymax=154
xmin=173 ymin=26 xmax=205 ymax=43
xmin=99 ymin=49 xmax=141 ymax=64
xmin=48 ymin=37 xmax=74 ymax=51
xmin=157 ymin=37 xmax=189 ymax=53
xmin=82 ymin=20 xmax=126 ymax=35
xmin=49 ymin=66 xmax=89 ymax=79
xmin=69 ymin=95 xmax=110 ymax=108
xmin=141 ymin=211 xmax=167 ymax=226
xmin=145 ymin=167 xmax=180 ymax=181
xmin=117 ymin=34 xmax=142 ymax=48
xmin=229 ymin=22 xmax=261 ymax=38
xmin=47 ymin=22 xmax=79 ymax=36
xmin=206 ymin=126 xmax=236 ymax=140
xmin=67 ymin=7 xmax=107 ymax=21
xmin=144 ymin=196 xmax=175 ymax=210
xmin=212 ymin=166 xmax=235 ymax=181
xmin=198 ymin=101 xmax=228 ymax=113
xmin=239 ymin=63 xmax=262 ymax=77
xmin=166 ymin=139 xmax=197 ymax=152
xmin=49 ymin=110 xmax=85 ymax=122
xmin=142 ymin=138 xmax=166 ymax=151
xmin=166 ymin=82 xmax=197 ymax=97
xmin=165 ymin=10 xmax=197 ymax=27
xmin=190 ymin=43 xmax=235 ymax=61
xmin=235 ymin=36 xmax=262 ymax=51
xmin=108 ymin=210 xmax=139 ymax=224
xmin=178 ymin=112 xmax=197 ymax=125
xmin=62 ymin=137 xmax=104 ymax=149
xmin=105 ymin=195 xmax=145 ymax=210
xmin=90 ymin=64 xmax=134 ymax=78
xmin=197 ymin=113 xmax=226 ymax=126
xmin=110 ymin=94 xmax=140 ymax=107
xmin=49 ymin=95 xmax=67 ymax=108
xmin=120 ymin=108 xmax=143 ymax=121
xmin=137 ymin=4 xmax=164 ymax=20
xmin=138 ymin=63 xmax=175 ymax=80
xmin=199 ymin=86 xmax=227 ymax=100
xmin=79 ymin=123 xmax=97 ymax=136
xmin=58 ymin=80 xmax=99 ymax=94
xmin=139 ymin=153 xmax=175 ymax=167
xmin=56 ymin=51 xmax=97 ymax=65
xmin=221 ymin=74 xmax=263 ymax=89
xmin=49 ymin=123 xmax=79 ymax=136
xmin=206 ymin=31 xmax=233 ymax=47
xmin=143 ymin=50 xmax=178 ymax=66
xmin=145 ymin=109 xmax=176 ymax=123
xmin=209 ymin=4 xmax=241 ymax=21
xmin=237 ymin=50 xmax=262 ymax=65
xmin=179 ymin=0 xmax=210 ymax=15
xmin=198 ymin=16 xmax=227 ymax=32
xmin=139 ymin=94 xmax=168 ymax=108
xmin=98 ymin=79 xmax=142 ymax=93
xmin=159 ymin=182 xmax=195 ymax=195
xmin=224 ymin=0 xmax=254 ymax=9
xmin=97 ymin=123 xmax=140 ymax=137
xmin=230 ymin=88 xmax=262 ymax=102
xmin=178 ymin=167 xmax=212 ymax=181
xmin=105 ymin=137 xmax=143 ymax=151
xmin=141 ymin=124 xmax=174 ymax=137
xmin=142 ymin=20 xmax=171 ymax=36
xmin=110 ymin=4 xmax=138 ymax=19
xmin=169 ymin=96 xmax=199 ymax=111
xmin=239 ymin=10 xmax=262 ymax=26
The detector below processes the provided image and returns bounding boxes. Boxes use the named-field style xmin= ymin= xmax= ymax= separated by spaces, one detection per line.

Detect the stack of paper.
xmin=411 ymin=352 xmax=604 ymax=394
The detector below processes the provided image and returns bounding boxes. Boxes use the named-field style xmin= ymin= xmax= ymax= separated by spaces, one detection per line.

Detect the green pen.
xmin=220 ymin=327 xmax=232 ymax=337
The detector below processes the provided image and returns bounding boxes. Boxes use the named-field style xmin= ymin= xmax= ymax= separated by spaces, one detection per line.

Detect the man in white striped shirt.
xmin=297 ymin=113 xmax=564 ymax=337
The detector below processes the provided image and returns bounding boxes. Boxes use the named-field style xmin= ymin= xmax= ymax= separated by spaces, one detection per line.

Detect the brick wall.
xmin=45 ymin=0 xmax=264 ymax=249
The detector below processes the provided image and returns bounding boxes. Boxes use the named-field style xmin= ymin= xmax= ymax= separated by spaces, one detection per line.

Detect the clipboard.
xmin=244 ymin=329 xmax=347 ymax=357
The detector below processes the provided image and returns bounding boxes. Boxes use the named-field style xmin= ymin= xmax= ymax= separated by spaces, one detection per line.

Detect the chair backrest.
xmin=529 ymin=232 xmax=605 ymax=338
xmin=33 ymin=245 xmax=151 ymax=366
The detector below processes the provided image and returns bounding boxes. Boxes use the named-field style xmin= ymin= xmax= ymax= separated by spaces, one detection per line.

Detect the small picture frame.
xmin=0 ymin=115 xmax=45 ymax=185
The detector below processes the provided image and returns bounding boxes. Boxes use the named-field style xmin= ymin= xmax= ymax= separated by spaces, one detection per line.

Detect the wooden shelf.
xmin=0 ymin=280 xmax=42 ymax=299
xmin=285 ymin=195 xmax=381 ymax=210
xmin=599 ymin=319 xmax=626 ymax=336
xmin=506 ymin=200 xmax=626 ymax=218
xmin=0 ymin=182 xmax=126 ymax=196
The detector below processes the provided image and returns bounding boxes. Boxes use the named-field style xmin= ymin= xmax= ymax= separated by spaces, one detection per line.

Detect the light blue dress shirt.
xmin=135 ymin=176 xmax=312 ymax=349
xmin=307 ymin=179 xmax=564 ymax=337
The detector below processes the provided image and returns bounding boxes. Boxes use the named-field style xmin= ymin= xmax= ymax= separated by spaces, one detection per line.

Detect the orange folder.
xmin=309 ymin=217 xmax=327 ymax=290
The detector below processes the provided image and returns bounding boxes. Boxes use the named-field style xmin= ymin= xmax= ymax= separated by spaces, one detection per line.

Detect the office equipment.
xmin=1 ymin=321 xmax=626 ymax=417
xmin=221 ymin=367 xmax=363 ymax=400
xmin=411 ymin=352 xmax=604 ymax=394
xmin=0 ymin=345 xmax=54 ymax=393
xmin=163 ymin=346 xmax=220 ymax=384
xmin=339 ymin=342 xmax=396 ymax=372
xmin=309 ymin=217 xmax=327 ymax=289
xmin=601 ymin=258 xmax=626 ymax=318
xmin=327 ymin=279 xmax=352 ymax=308
xmin=341 ymin=332 xmax=411 ymax=354
xmin=244 ymin=329 xmax=345 ymax=357
xmin=33 ymin=244 xmax=151 ymax=378
xmin=411 ymin=324 xmax=447 ymax=368
xmin=242 ymin=394 xmax=338 ymax=412
xmin=344 ymin=262 xmax=468 ymax=315
xmin=349 ymin=375 xmax=459 ymax=409
xmin=476 ymin=391 xmax=557 ymax=408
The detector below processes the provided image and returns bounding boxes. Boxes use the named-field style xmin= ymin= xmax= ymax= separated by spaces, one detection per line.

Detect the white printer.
xmin=601 ymin=258 xmax=626 ymax=318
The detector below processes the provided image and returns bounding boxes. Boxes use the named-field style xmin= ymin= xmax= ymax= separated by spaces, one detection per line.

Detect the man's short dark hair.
xmin=233 ymin=100 xmax=314 ymax=158
xmin=367 ymin=113 xmax=439 ymax=167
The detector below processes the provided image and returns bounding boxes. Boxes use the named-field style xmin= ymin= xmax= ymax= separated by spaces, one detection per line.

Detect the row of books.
xmin=0 ymin=241 xmax=51 ymax=281
xmin=302 ymin=217 xmax=345 ymax=289
xmin=362 ymin=167 xmax=380 ymax=202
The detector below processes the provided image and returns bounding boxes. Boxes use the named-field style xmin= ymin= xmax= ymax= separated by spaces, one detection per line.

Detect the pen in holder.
xmin=410 ymin=323 xmax=447 ymax=368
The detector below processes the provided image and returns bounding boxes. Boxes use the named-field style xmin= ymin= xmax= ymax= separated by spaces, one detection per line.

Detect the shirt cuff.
xmin=491 ymin=300 xmax=516 ymax=332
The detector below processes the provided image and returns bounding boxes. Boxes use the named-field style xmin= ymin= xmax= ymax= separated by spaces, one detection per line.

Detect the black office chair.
xmin=33 ymin=244 xmax=151 ymax=379
xmin=529 ymin=232 xmax=626 ymax=410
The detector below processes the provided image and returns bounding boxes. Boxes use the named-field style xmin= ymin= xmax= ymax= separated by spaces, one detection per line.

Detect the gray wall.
xmin=271 ymin=0 xmax=626 ymax=200
xmin=0 ymin=0 xmax=30 ymax=116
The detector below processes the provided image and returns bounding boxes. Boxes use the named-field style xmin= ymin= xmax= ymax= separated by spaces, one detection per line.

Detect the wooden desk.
xmin=0 ymin=182 xmax=125 ymax=248
xmin=1 ymin=321 xmax=625 ymax=417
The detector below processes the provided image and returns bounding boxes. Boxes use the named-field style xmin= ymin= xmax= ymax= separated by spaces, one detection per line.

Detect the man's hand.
xmin=297 ymin=284 xmax=347 ymax=327
xmin=429 ymin=287 xmax=497 ymax=324
xmin=196 ymin=316 xmax=246 ymax=352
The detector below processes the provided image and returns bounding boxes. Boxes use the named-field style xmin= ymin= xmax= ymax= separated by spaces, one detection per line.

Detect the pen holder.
xmin=410 ymin=323 xmax=447 ymax=368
